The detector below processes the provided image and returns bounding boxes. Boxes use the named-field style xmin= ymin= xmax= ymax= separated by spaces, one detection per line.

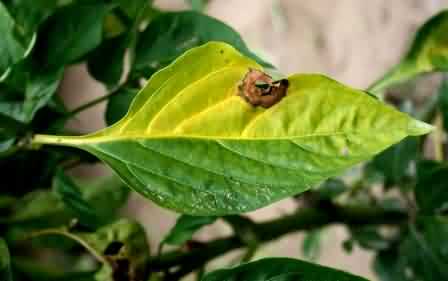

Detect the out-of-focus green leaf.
xmin=4 ymin=190 xmax=71 ymax=227
xmin=33 ymin=42 xmax=433 ymax=215
xmin=134 ymin=11 xmax=272 ymax=78
xmin=87 ymin=35 xmax=127 ymax=87
xmin=350 ymin=226 xmax=389 ymax=251
xmin=302 ymin=228 xmax=322 ymax=261
xmin=30 ymin=219 xmax=150 ymax=281
xmin=163 ymin=215 xmax=217 ymax=246
xmin=314 ymin=178 xmax=347 ymax=199
xmin=367 ymin=136 xmax=418 ymax=186
xmin=23 ymin=66 xmax=64 ymax=122
xmin=0 ymin=2 xmax=32 ymax=80
xmin=88 ymin=0 xmax=147 ymax=87
xmin=105 ymin=88 xmax=138 ymax=126
xmin=36 ymin=2 xmax=113 ymax=69
xmin=0 ymin=238 xmax=13 ymax=281
xmin=187 ymin=0 xmax=209 ymax=12
xmin=400 ymin=216 xmax=448 ymax=281
xmin=76 ymin=175 xmax=130 ymax=223
xmin=373 ymin=248 xmax=407 ymax=281
xmin=53 ymin=168 xmax=103 ymax=229
xmin=6 ymin=0 xmax=59 ymax=37
xmin=0 ymin=112 xmax=26 ymax=138
xmin=113 ymin=0 xmax=152 ymax=20
xmin=369 ymin=10 xmax=448 ymax=93
xmin=202 ymin=257 xmax=370 ymax=281
xmin=415 ymin=160 xmax=448 ymax=214
xmin=439 ymin=75 xmax=448 ymax=132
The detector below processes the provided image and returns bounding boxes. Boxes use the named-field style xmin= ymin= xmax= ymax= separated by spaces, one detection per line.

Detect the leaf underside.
xmin=33 ymin=42 xmax=433 ymax=215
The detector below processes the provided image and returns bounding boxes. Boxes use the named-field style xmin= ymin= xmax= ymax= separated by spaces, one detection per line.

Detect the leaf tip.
xmin=407 ymin=119 xmax=435 ymax=136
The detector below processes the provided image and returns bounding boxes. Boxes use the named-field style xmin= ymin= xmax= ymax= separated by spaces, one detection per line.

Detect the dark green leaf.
xmin=87 ymin=35 xmax=127 ymax=87
xmin=134 ymin=11 xmax=272 ymax=77
xmin=76 ymin=174 xmax=130 ymax=223
xmin=439 ymin=75 xmax=448 ymax=132
xmin=350 ymin=226 xmax=389 ymax=250
xmin=368 ymin=136 xmax=418 ymax=186
xmin=202 ymin=257 xmax=370 ymax=281
xmin=6 ymin=0 xmax=59 ymax=37
xmin=415 ymin=160 xmax=448 ymax=214
xmin=315 ymin=178 xmax=347 ymax=199
xmin=163 ymin=215 xmax=217 ymax=246
xmin=399 ymin=216 xmax=448 ymax=281
xmin=53 ymin=168 xmax=103 ymax=229
xmin=105 ymin=88 xmax=138 ymax=125
xmin=373 ymin=248 xmax=407 ymax=281
xmin=0 ymin=1 xmax=30 ymax=79
xmin=0 ymin=238 xmax=13 ymax=281
xmin=36 ymin=3 xmax=113 ymax=69
xmin=113 ymin=0 xmax=152 ymax=20
xmin=302 ymin=229 xmax=322 ymax=261
xmin=23 ymin=66 xmax=64 ymax=122
xmin=0 ymin=112 xmax=26 ymax=138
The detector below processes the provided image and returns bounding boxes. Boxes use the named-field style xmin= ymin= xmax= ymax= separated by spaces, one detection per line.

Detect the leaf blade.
xmin=33 ymin=42 xmax=433 ymax=215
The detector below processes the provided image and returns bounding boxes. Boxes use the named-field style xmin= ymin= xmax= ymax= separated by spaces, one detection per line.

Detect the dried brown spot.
xmin=238 ymin=68 xmax=289 ymax=108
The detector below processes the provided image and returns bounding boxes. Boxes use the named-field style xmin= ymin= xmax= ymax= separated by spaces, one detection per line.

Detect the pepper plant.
xmin=0 ymin=1 xmax=447 ymax=281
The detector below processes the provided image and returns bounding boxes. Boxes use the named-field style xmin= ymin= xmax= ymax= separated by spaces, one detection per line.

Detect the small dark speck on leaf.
xmin=238 ymin=68 xmax=289 ymax=108
xmin=220 ymin=49 xmax=224 ymax=54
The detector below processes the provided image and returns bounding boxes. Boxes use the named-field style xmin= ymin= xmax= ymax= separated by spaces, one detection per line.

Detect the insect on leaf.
xmin=33 ymin=42 xmax=433 ymax=215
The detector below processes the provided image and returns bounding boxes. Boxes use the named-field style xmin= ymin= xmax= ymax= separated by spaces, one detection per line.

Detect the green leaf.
xmin=163 ymin=215 xmax=217 ymax=246
xmin=33 ymin=42 xmax=433 ymax=215
xmin=373 ymin=248 xmax=407 ymax=281
xmin=314 ymin=178 xmax=347 ymax=199
xmin=201 ymin=257 xmax=369 ymax=281
xmin=439 ymin=75 xmax=448 ymax=132
xmin=302 ymin=229 xmax=322 ymax=261
xmin=76 ymin=175 xmax=130 ymax=224
xmin=23 ymin=66 xmax=64 ymax=122
xmin=187 ymin=0 xmax=209 ymax=12
xmin=53 ymin=168 xmax=104 ymax=229
xmin=87 ymin=0 xmax=147 ymax=87
xmin=0 ymin=1 xmax=31 ymax=80
xmin=350 ymin=226 xmax=389 ymax=251
xmin=5 ymin=190 xmax=71 ymax=227
xmin=0 ymin=238 xmax=13 ymax=281
xmin=369 ymin=10 xmax=448 ymax=93
xmin=367 ymin=136 xmax=418 ymax=186
xmin=87 ymin=35 xmax=127 ymax=87
xmin=36 ymin=2 xmax=113 ymax=69
xmin=134 ymin=11 xmax=272 ymax=78
xmin=415 ymin=160 xmax=448 ymax=214
xmin=400 ymin=216 xmax=448 ymax=281
xmin=31 ymin=219 xmax=150 ymax=281
xmin=105 ymin=88 xmax=138 ymax=126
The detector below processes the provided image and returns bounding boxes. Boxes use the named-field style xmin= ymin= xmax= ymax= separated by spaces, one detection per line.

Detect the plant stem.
xmin=68 ymin=90 xmax=120 ymax=118
xmin=151 ymin=201 xmax=407 ymax=279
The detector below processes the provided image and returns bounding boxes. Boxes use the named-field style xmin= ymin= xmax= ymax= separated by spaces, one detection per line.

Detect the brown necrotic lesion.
xmin=238 ymin=68 xmax=289 ymax=108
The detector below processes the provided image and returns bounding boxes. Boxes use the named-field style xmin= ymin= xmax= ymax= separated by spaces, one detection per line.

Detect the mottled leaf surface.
xmin=369 ymin=10 xmax=448 ymax=93
xmin=201 ymin=258 xmax=369 ymax=281
xmin=33 ymin=42 xmax=433 ymax=215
